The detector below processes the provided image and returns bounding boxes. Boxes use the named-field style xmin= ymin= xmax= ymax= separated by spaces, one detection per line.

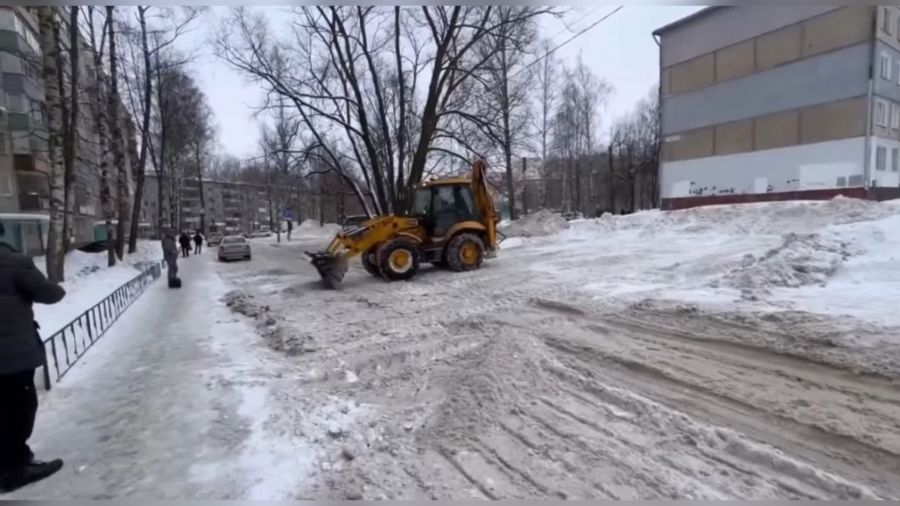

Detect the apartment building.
xmin=143 ymin=174 xmax=272 ymax=236
xmin=655 ymin=6 xmax=900 ymax=210
xmin=0 ymin=6 xmax=122 ymax=254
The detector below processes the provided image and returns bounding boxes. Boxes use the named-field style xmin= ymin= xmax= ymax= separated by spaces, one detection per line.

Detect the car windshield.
xmin=222 ymin=237 xmax=245 ymax=244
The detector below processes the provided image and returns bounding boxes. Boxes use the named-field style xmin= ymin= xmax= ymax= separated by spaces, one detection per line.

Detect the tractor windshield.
xmin=409 ymin=188 xmax=431 ymax=216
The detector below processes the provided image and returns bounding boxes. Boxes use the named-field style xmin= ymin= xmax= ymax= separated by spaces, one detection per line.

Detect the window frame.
xmin=884 ymin=7 xmax=893 ymax=34
xmin=881 ymin=53 xmax=892 ymax=81
xmin=893 ymin=148 xmax=900 ymax=172
xmin=876 ymin=145 xmax=888 ymax=171
xmin=891 ymin=104 xmax=900 ymax=130
xmin=876 ymin=100 xmax=889 ymax=127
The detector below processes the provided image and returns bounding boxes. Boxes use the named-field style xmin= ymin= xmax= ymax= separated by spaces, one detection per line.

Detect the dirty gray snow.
xmin=501 ymin=209 xmax=569 ymax=238
xmin=214 ymin=198 xmax=900 ymax=499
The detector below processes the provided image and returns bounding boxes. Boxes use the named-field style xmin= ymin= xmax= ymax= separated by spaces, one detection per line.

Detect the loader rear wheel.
xmin=446 ymin=233 xmax=484 ymax=272
xmin=362 ymin=246 xmax=380 ymax=277
xmin=378 ymin=238 xmax=420 ymax=281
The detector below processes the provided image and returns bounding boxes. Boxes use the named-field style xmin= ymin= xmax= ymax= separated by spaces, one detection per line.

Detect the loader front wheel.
xmin=446 ymin=233 xmax=484 ymax=272
xmin=378 ymin=238 xmax=420 ymax=281
xmin=362 ymin=246 xmax=381 ymax=277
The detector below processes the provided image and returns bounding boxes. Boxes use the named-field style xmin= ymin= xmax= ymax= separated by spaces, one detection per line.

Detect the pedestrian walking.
xmin=162 ymin=230 xmax=178 ymax=280
xmin=178 ymin=232 xmax=191 ymax=258
xmin=193 ymin=232 xmax=203 ymax=255
xmin=286 ymin=220 xmax=293 ymax=242
xmin=0 ymin=223 xmax=66 ymax=493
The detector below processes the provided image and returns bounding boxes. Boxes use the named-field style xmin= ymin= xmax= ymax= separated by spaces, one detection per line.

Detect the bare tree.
xmin=466 ymin=6 xmax=539 ymax=221
xmin=84 ymin=6 xmax=116 ymax=266
xmin=532 ymin=38 xmax=559 ymax=208
xmin=215 ymin=6 xmax=555 ymax=216
xmin=38 ymin=7 xmax=66 ymax=281
xmin=59 ymin=8 xmax=80 ymax=254
xmin=551 ymin=56 xmax=612 ymax=214
xmin=260 ymin=96 xmax=302 ymax=242
xmin=121 ymin=7 xmax=203 ymax=250
xmin=103 ymin=7 xmax=131 ymax=260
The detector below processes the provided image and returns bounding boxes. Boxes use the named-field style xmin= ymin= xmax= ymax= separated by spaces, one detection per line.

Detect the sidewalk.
xmin=7 ymin=254 xmax=313 ymax=499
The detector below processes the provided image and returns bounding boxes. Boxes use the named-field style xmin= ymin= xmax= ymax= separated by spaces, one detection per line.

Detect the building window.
xmin=0 ymin=172 xmax=11 ymax=196
xmin=892 ymin=104 xmax=900 ymax=129
xmin=876 ymin=146 xmax=887 ymax=171
xmin=894 ymin=148 xmax=900 ymax=172
xmin=881 ymin=53 xmax=892 ymax=80
xmin=0 ymin=132 xmax=6 ymax=155
xmin=876 ymin=100 xmax=889 ymax=127
xmin=885 ymin=8 xmax=893 ymax=34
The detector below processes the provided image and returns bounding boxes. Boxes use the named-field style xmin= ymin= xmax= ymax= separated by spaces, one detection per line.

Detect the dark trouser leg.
xmin=0 ymin=370 xmax=38 ymax=469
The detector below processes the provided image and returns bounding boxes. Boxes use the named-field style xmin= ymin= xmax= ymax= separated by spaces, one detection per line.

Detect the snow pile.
xmin=294 ymin=219 xmax=341 ymax=240
xmin=720 ymin=232 xmax=852 ymax=297
xmin=502 ymin=209 xmax=569 ymax=238
xmin=223 ymin=290 xmax=318 ymax=354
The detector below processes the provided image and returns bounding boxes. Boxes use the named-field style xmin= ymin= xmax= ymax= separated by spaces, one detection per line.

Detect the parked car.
xmin=218 ymin=235 xmax=251 ymax=261
xmin=248 ymin=229 xmax=272 ymax=238
xmin=207 ymin=233 xmax=224 ymax=246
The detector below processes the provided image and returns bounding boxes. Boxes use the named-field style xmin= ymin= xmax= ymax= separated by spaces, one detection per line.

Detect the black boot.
xmin=0 ymin=459 xmax=63 ymax=493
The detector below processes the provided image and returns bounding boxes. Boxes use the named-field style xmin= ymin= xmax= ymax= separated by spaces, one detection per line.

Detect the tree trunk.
xmin=86 ymin=8 xmax=115 ymax=266
xmin=128 ymin=7 xmax=153 ymax=253
xmin=196 ymin=143 xmax=206 ymax=234
xmin=38 ymin=8 xmax=66 ymax=282
xmin=106 ymin=7 xmax=128 ymax=260
xmin=61 ymin=8 xmax=79 ymax=256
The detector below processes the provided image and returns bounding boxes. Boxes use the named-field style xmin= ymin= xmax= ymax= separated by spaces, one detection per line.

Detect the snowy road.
xmin=9 ymin=252 xmax=314 ymax=500
xmin=11 ymin=203 xmax=900 ymax=499
xmin=214 ymin=228 xmax=900 ymax=500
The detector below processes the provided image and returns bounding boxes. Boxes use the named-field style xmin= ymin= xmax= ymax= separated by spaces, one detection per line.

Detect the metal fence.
xmin=39 ymin=260 xmax=165 ymax=390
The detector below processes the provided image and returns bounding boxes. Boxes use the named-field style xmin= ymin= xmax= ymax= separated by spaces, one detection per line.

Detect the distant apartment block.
xmin=655 ymin=6 xmax=900 ymax=210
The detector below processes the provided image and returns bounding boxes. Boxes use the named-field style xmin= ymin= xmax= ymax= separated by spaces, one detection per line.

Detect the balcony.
xmin=17 ymin=191 xmax=49 ymax=211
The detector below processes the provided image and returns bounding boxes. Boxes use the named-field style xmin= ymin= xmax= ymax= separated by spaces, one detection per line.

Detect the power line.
xmin=545 ymin=6 xmax=605 ymax=41
xmin=512 ymin=6 xmax=624 ymax=80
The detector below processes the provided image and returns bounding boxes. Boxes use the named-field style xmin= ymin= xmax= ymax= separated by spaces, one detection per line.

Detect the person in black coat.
xmin=0 ymin=225 xmax=66 ymax=492
xmin=178 ymin=232 xmax=191 ymax=258
xmin=193 ymin=232 xmax=203 ymax=255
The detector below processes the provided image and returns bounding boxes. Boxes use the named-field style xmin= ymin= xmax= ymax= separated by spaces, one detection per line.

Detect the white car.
xmin=218 ymin=235 xmax=252 ymax=261
xmin=248 ymin=230 xmax=272 ymax=238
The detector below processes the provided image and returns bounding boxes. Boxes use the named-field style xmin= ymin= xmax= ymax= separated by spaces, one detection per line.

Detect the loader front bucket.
xmin=306 ymin=251 xmax=349 ymax=289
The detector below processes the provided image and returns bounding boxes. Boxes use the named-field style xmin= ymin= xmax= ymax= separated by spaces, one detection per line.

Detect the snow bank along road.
xmin=8 ymin=253 xmax=313 ymax=500
xmin=217 ymin=202 xmax=900 ymax=500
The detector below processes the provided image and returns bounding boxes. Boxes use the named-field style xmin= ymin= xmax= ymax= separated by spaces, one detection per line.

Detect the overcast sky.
xmin=176 ymin=5 xmax=702 ymax=160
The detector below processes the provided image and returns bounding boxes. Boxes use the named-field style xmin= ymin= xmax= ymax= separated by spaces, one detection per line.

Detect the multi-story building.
xmin=655 ymin=6 xmax=900 ymax=210
xmin=0 ymin=6 xmax=125 ymax=254
xmin=144 ymin=174 xmax=272 ymax=236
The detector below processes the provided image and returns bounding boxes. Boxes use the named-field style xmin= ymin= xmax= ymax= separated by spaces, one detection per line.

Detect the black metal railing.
xmin=39 ymin=260 xmax=165 ymax=390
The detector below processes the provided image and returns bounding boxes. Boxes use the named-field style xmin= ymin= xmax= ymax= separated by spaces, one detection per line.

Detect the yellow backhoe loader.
xmin=306 ymin=159 xmax=500 ymax=288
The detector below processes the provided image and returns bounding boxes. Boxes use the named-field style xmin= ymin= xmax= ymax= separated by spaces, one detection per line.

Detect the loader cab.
xmin=409 ymin=180 xmax=479 ymax=238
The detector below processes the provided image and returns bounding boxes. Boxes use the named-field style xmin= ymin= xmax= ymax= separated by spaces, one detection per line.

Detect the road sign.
xmin=283 ymin=208 xmax=294 ymax=220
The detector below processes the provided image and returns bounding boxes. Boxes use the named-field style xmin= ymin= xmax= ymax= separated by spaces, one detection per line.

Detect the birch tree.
xmin=105 ymin=6 xmax=130 ymax=260
xmin=84 ymin=6 xmax=116 ymax=266
xmin=38 ymin=7 xmax=66 ymax=281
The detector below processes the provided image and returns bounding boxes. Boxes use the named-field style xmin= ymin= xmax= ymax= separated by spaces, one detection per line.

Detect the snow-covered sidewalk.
xmin=33 ymin=241 xmax=163 ymax=337
xmin=8 ymin=254 xmax=313 ymax=500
